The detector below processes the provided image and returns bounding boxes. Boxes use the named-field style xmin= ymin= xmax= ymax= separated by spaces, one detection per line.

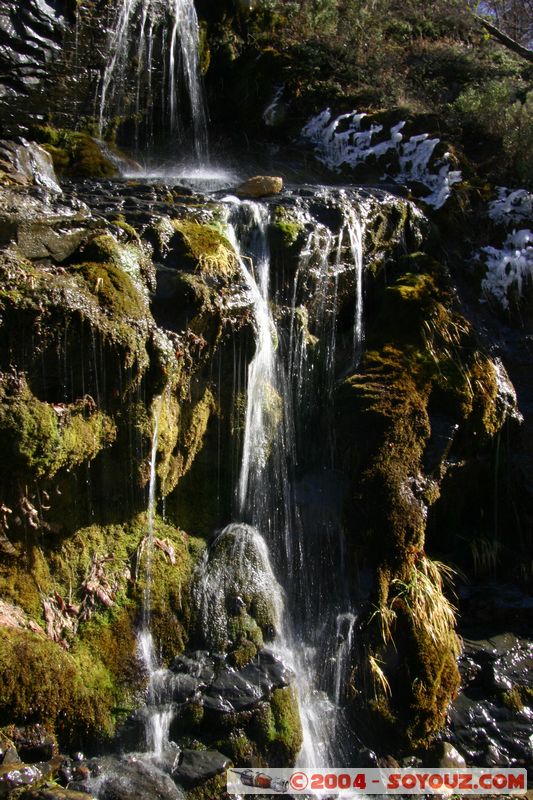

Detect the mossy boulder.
xmin=191 ymin=524 xmax=282 ymax=654
xmin=31 ymin=127 xmax=118 ymax=179
xmin=0 ymin=374 xmax=116 ymax=481
xmin=336 ymin=246 xmax=514 ymax=752
xmin=76 ymin=232 xmax=155 ymax=295
xmin=0 ymin=627 xmax=116 ymax=748
xmin=170 ymin=221 xmax=239 ymax=277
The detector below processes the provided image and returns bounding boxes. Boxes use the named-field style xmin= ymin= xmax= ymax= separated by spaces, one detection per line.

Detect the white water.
xmin=137 ymin=395 xmax=178 ymax=762
xmin=98 ymin=0 xmax=208 ymax=159
xmin=224 ymin=195 xmax=367 ymax=768
xmin=168 ymin=0 xmax=208 ymax=159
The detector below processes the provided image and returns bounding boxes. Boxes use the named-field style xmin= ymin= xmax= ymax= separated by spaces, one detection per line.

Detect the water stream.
xmin=225 ymin=196 xmax=368 ymax=767
xmin=136 ymin=394 xmax=178 ymax=763
xmin=98 ymin=0 xmax=208 ymax=159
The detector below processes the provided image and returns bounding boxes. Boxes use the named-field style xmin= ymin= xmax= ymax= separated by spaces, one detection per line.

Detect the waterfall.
xmin=136 ymin=395 xmax=178 ymax=762
xmin=225 ymin=194 xmax=368 ymax=767
xmin=98 ymin=0 xmax=208 ymax=159
xmin=168 ymin=0 xmax=208 ymax=159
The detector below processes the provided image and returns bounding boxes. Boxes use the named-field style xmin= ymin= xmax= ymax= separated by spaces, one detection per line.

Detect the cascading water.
xmin=224 ymin=193 xmax=368 ymax=768
xmin=136 ymin=394 xmax=178 ymax=762
xmin=98 ymin=0 xmax=208 ymax=159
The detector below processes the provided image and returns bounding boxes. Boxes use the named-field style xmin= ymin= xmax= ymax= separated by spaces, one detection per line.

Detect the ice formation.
xmin=481 ymin=229 xmax=533 ymax=309
xmin=301 ymin=109 xmax=462 ymax=209
xmin=488 ymin=188 xmax=533 ymax=226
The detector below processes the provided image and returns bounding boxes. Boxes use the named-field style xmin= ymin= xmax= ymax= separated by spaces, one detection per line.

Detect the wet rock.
xmin=0 ymin=761 xmax=52 ymax=798
xmin=0 ymin=140 xmax=61 ymax=193
xmin=170 ymin=651 xmax=216 ymax=686
xmin=170 ymin=648 xmax=293 ymax=713
xmin=433 ymin=742 xmax=467 ymax=768
xmin=1 ymin=746 xmax=19 ymax=765
xmin=355 ymin=747 xmax=379 ymax=767
xmin=192 ymin=524 xmax=283 ymax=653
xmin=236 ymin=176 xmax=283 ymax=198
xmin=173 ymin=749 xmax=231 ymax=788
xmin=0 ymin=187 xmax=93 ymax=259
xmin=17 ymin=222 xmax=89 ymax=261
xmin=444 ymin=631 xmax=533 ymax=770
xmin=20 ymin=789 xmax=96 ymax=800
xmin=79 ymin=756 xmax=183 ymax=800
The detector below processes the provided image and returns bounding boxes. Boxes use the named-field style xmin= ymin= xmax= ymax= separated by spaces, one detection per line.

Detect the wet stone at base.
xmin=172 ymin=749 xmax=231 ymax=787
xmin=170 ymin=648 xmax=293 ymax=713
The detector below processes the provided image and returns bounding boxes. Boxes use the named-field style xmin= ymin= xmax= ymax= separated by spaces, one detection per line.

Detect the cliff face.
xmin=0 ymin=0 xmax=72 ymax=135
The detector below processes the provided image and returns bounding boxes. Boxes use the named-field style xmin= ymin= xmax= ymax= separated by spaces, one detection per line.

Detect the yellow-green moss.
xmin=73 ymin=260 xmax=146 ymax=320
xmin=133 ymin=517 xmax=200 ymax=663
xmin=227 ymin=638 xmax=258 ymax=669
xmin=171 ymin=221 xmax=239 ymax=276
xmin=0 ymin=546 xmax=52 ymax=620
xmin=268 ymin=687 xmax=303 ymax=766
xmin=0 ymin=377 xmax=116 ymax=480
xmin=0 ymin=628 xmax=116 ymax=746
xmin=32 ymin=127 xmax=118 ymax=179
xmin=77 ymin=604 xmax=140 ymax=702
xmin=78 ymin=233 xmax=151 ymax=291
xmin=185 ymin=773 xmax=228 ymax=800
xmin=269 ymin=207 xmax=303 ymax=250
xmin=158 ymin=388 xmax=216 ymax=497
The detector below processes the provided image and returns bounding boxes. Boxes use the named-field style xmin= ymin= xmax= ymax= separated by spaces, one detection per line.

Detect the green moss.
xmin=32 ymin=127 xmax=118 ymax=179
xmin=403 ymin=614 xmax=460 ymax=748
xmin=157 ymin=388 xmax=215 ymax=497
xmin=227 ymin=638 xmax=258 ymax=669
xmin=228 ymin=612 xmax=264 ymax=649
xmin=0 ymin=628 xmax=116 ymax=747
xmin=0 ymin=547 xmax=52 ymax=620
xmin=73 ymin=260 xmax=146 ymax=320
xmin=78 ymin=604 xmax=141 ymax=703
xmin=112 ymin=216 xmax=141 ymax=243
xmin=223 ymin=730 xmax=256 ymax=765
xmin=501 ymin=687 xmax=523 ymax=713
xmin=269 ymin=207 xmax=303 ymax=250
xmin=0 ymin=247 xmax=151 ymax=375
xmin=171 ymin=221 xmax=238 ymax=276
xmin=132 ymin=517 xmax=197 ymax=663
xmin=0 ymin=376 xmax=116 ymax=480
xmin=184 ymin=773 xmax=228 ymax=800
xmin=267 ymin=687 xmax=303 ymax=765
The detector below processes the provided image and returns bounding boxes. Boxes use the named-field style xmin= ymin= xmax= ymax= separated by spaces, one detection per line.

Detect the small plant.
xmin=466 ymin=535 xmax=502 ymax=576
xmin=368 ymin=653 xmax=392 ymax=697
xmin=391 ymin=555 xmax=460 ymax=656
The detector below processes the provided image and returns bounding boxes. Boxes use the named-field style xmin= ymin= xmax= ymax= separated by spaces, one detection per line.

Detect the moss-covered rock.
xmin=0 ymin=374 xmax=116 ymax=481
xmin=170 ymin=221 xmax=239 ymax=277
xmin=31 ymin=127 xmax=118 ymax=179
xmin=191 ymin=524 xmax=281 ymax=653
xmin=0 ymin=627 xmax=116 ymax=748
xmin=250 ymin=687 xmax=302 ymax=766
xmin=336 ymin=244 xmax=513 ymax=752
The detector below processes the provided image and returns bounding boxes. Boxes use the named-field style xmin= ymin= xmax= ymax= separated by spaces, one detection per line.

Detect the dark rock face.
xmin=7 ymin=725 xmax=57 ymax=764
xmin=172 ymin=749 xmax=231 ymax=787
xmin=78 ymin=757 xmax=183 ymax=800
xmin=166 ymin=648 xmax=292 ymax=712
xmin=0 ymin=0 xmax=70 ymax=133
xmin=444 ymin=626 xmax=533 ymax=771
